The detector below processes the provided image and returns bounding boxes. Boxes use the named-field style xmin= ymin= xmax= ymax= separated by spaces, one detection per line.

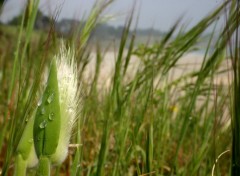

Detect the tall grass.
xmin=0 ymin=0 xmax=239 ymax=175
xmin=229 ymin=0 xmax=240 ymax=175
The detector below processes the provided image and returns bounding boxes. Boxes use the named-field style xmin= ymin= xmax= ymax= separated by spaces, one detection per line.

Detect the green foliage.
xmin=37 ymin=156 xmax=50 ymax=176
xmin=230 ymin=0 xmax=240 ymax=175
xmin=17 ymin=117 xmax=35 ymax=161
xmin=0 ymin=0 xmax=239 ymax=175
xmin=34 ymin=60 xmax=61 ymax=157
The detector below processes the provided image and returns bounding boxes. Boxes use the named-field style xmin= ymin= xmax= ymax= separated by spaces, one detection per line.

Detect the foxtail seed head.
xmin=33 ymin=44 xmax=79 ymax=165
xmin=50 ymin=45 xmax=79 ymax=164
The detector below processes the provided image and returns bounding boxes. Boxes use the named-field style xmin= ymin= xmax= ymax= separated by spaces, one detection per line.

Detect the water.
xmin=47 ymin=93 xmax=54 ymax=104
xmin=39 ymin=120 xmax=48 ymax=129
xmin=40 ymin=107 xmax=46 ymax=115
xmin=37 ymin=98 xmax=42 ymax=106
xmin=48 ymin=113 xmax=54 ymax=121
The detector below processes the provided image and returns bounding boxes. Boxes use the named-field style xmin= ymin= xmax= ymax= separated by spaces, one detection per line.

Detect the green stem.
xmin=14 ymin=154 xmax=27 ymax=176
xmin=36 ymin=156 xmax=51 ymax=176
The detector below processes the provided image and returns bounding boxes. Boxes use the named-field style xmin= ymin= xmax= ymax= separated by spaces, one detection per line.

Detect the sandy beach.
xmin=83 ymin=51 xmax=232 ymax=89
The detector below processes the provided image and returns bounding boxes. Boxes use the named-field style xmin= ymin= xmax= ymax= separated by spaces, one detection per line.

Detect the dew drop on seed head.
xmin=47 ymin=93 xmax=54 ymax=104
xmin=25 ymin=118 xmax=29 ymax=122
xmin=40 ymin=107 xmax=46 ymax=115
xmin=48 ymin=113 xmax=54 ymax=121
xmin=28 ymin=138 xmax=33 ymax=143
xmin=68 ymin=107 xmax=74 ymax=113
xmin=39 ymin=120 xmax=48 ymax=129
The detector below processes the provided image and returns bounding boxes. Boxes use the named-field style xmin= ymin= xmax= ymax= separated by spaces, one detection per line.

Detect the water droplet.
xmin=68 ymin=107 xmax=74 ymax=113
xmin=28 ymin=138 xmax=33 ymax=143
xmin=39 ymin=120 xmax=47 ymax=129
xmin=189 ymin=116 xmax=192 ymax=120
xmin=25 ymin=118 xmax=29 ymax=122
xmin=48 ymin=113 xmax=54 ymax=121
xmin=37 ymin=98 xmax=42 ymax=106
xmin=47 ymin=93 xmax=54 ymax=104
xmin=40 ymin=107 xmax=46 ymax=115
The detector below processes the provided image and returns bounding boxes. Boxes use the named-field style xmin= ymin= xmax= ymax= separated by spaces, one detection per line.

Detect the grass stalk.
xmin=36 ymin=156 xmax=51 ymax=176
xmin=14 ymin=154 xmax=27 ymax=176
xmin=231 ymin=0 xmax=240 ymax=174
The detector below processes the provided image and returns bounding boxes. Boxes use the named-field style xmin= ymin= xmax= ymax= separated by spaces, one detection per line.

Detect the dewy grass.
xmin=33 ymin=44 xmax=79 ymax=175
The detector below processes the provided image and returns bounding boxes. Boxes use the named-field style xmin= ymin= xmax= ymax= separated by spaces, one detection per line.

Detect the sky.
xmin=0 ymin=0 xmax=224 ymax=31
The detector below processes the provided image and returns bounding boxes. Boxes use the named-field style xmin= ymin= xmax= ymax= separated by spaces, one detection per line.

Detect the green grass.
xmin=0 ymin=0 xmax=239 ymax=175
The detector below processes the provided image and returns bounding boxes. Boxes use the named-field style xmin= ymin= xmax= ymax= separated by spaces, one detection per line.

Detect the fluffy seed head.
xmin=50 ymin=44 xmax=79 ymax=164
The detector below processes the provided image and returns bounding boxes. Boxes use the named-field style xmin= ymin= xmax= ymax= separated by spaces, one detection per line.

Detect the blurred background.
xmin=0 ymin=0 xmax=223 ymax=32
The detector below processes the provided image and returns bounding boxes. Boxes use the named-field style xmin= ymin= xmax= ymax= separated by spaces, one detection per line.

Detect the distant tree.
xmin=3 ymin=0 xmax=29 ymax=25
xmin=34 ymin=10 xmax=51 ymax=30
xmin=7 ymin=0 xmax=49 ymax=27
xmin=8 ymin=14 xmax=23 ymax=26
xmin=0 ymin=0 xmax=6 ymax=7
xmin=0 ymin=0 xmax=7 ymax=15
